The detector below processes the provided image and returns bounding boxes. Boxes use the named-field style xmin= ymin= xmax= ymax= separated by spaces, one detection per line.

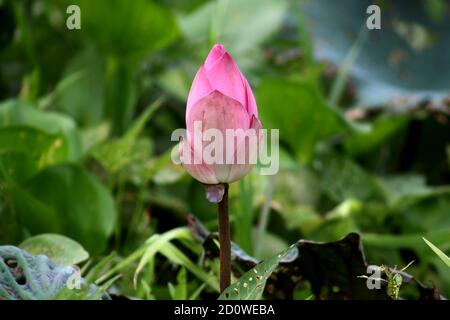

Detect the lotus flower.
xmin=181 ymin=43 xmax=262 ymax=185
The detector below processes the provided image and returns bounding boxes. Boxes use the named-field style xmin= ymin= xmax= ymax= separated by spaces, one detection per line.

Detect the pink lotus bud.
xmin=181 ymin=44 xmax=262 ymax=185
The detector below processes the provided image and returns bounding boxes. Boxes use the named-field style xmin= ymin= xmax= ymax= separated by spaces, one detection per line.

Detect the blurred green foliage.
xmin=0 ymin=0 xmax=449 ymax=299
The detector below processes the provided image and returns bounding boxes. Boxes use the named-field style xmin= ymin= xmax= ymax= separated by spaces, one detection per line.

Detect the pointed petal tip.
xmin=205 ymin=43 xmax=228 ymax=70
xmin=212 ymin=43 xmax=226 ymax=53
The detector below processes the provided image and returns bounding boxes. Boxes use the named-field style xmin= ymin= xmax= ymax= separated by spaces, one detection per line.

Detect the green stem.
xmin=13 ymin=2 xmax=40 ymax=100
xmin=113 ymin=173 xmax=126 ymax=250
xmin=124 ymin=189 xmax=145 ymax=246
xmin=217 ymin=183 xmax=231 ymax=292
xmin=254 ymin=174 xmax=277 ymax=258
xmin=328 ymin=25 xmax=368 ymax=107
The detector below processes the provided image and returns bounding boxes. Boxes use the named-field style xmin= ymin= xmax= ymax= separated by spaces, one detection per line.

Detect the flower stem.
xmin=217 ymin=183 xmax=231 ymax=292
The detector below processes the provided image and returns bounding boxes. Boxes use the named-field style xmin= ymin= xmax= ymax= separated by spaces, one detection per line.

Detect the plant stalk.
xmin=254 ymin=174 xmax=277 ymax=258
xmin=217 ymin=183 xmax=231 ymax=292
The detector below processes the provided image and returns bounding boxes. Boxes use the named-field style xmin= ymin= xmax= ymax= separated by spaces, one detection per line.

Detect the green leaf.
xmin=168 ymin=268 xmax=187 ymax=300
xmin=84 ymin=252 xmax=118 ymax=284
xmin=0 ymin=127 xmax=69 ymax=182
xmin=66 ymin=0 xmax=177 ymax=133
xmin=103 ymin=58 xmax=137 ymax=135
xmin=127 ymin=146 xmax=184 ymax=186
xmin=344 ymin=115 xmax=410 ymax=156
xmin=0 ymin=127 xmax=66 ymax=161
xmin=303 ymin=0 xmax=450 ymax=106
xmin=52 ymin=47 xmax=105 ymax=127
xmin=363 ymin=228 xmax=450 ymax=251
xmin=398 ymin=192 xmax=450 ymax=234
xmin=80 ymin=122 xmax=110 ymax=154
xmin=134 ymin=227 xmax=192 ymax=286
xmin=19 ymin=234 xmax=89 ymax=266
xmin=11 ymin=164 xmax=116 ymax=255
xmin=0 ymin=100 xmax=82 ymax=161
xmin=379 ymin=174 xmax=436 ymax=208
xmin=257 ymin=77 xmax=347 ymax=163
xmin=424 ymin=0 xmax=447 ymax=22
xmin=308 ymin=213 xmax=359 ymax=243
xmin=271 ymin=163 xmax=322 ymax=234
xmin=318 ymin=153 xmax=383 ymax=203
xmin=158 ymin=65 xmax=192 ymax=101
xmin=159 ymin=242 xmax=220 ymax=293
xmin=423 ymin=238 xmax=450 ymax=269
xmin=76 ymin=0 xmax=178 ymax=60
xmin=232 ymin=177 xmax=254 ymax=255
xmin=219 ymin=246 xmax=294 ymax=300
xmin=257 ymin=232 xmax=291 ymax=262
xmin=92 ymin=98 xmax=162 ymax=174
xmin=131 ymin=226 xmax=220 ymax=292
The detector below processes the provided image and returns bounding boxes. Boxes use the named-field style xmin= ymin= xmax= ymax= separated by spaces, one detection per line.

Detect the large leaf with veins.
xmin=302 ymin=0 xmax=450 ymax=107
